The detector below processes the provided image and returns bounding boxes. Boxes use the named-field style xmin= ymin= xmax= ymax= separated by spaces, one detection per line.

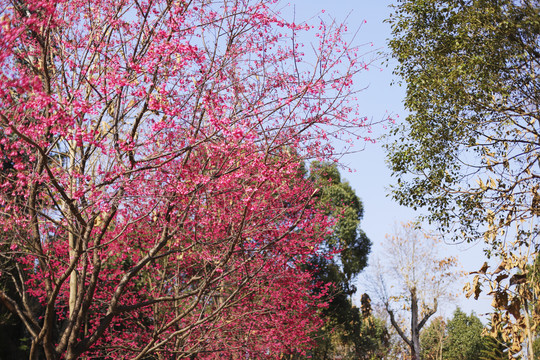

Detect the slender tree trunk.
xmin=524 ymin=298 xmax=535 ymax=360
xmin=410 ymin=287 xmax=421 ymax=360
xmin=438 ymin=329 xmax=443 ymax=360
xmin=68 ymin=146 xmax=77 ymax=318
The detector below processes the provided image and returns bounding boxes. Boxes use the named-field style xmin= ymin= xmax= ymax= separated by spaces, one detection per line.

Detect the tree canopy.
xmin=0 ymin=0 xmax=372 ymax=358
xmin=309 ymin=161 xmax=371 ymax=283
xmin=421 ymin=309 xmax=485 ymax=360
xmin=302 ymin=162 xmax=386 ymax=360
xmin=387 ymin=0 xmax=540 ymax=245
xmin=386 ymin=0 xmax=540 ymax=354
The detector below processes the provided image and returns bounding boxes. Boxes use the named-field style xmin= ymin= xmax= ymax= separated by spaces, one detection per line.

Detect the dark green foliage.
xmin=479 ymin=320 xmax=509 ymax=360
xmin=420 ymin=317 xmax=446 ymax=360
xmin=0 ymin=238 xmax=33 ymax=360
xmin=420 ymin=309 xmax=486 ymax=360
xmin=306 ymin=297 xmax=389 ymax=360
xmin=302 ymin=162 xmax=384 ymax=359
xmin=309 ymin=161 xmax=371 ymax=282
xmin=0 ymin=318 xmax=31 ymax=360
xmin=444 ymin=309 xmax=485 ymax=360
xmin=480 ymin=335 xmax=507 ymax=360
xmin=354 ymin=312 xmax=390 ymax=360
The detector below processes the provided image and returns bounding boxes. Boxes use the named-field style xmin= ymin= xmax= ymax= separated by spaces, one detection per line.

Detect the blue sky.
xmin=289 ymin=0 xmax=493 ymax=319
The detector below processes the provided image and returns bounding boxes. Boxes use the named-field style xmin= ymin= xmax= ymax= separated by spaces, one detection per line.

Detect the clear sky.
xmin=289 ymin=0 xmax=494 ymax=320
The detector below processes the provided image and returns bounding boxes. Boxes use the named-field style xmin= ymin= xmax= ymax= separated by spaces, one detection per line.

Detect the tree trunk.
xmin=524 ymin=298 xmax=535 ymax=360
xmin=68 ymin=146 xmax=77 ymax=318
xmin=410 ymin=286 xmax=421 ymax=360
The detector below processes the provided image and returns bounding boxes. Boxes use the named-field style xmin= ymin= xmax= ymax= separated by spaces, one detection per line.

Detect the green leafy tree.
xmin=387 ymin=0 xmax=540 ymax=244
xmin=309 ymin=162 xmax=371 ymax=281
xmin=421 ymin=309 xmax=489 ymax=360
xmin=480 ymin=337 xmax=508 ymax=360
xmin=355 ymin=308 xmax=391 ymax=360
xmin=445 ymin=309 xmax=485 ymax=360
xmin=386 ymin=0 xmax=540 ymax=355
xmin=420 ymin=316 xmax=446 ymax=360
xmin=303 ymin=162 xmax=385 ymax=359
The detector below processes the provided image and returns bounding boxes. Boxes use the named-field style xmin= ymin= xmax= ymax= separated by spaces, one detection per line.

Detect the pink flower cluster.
xmin=0 ymin=0 xmax=369 ymax=358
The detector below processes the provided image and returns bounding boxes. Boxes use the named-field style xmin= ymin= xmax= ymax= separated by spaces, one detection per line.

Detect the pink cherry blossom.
xmin=0 ymin=0 xmax=371 ymax=359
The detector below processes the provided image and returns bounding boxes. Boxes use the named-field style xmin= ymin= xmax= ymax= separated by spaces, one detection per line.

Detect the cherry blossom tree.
xmin=0 ymin=0 xmax=372 ymax=359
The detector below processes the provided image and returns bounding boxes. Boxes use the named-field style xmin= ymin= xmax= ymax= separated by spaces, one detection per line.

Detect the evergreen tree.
xmin=444 ymin=309 xmax=485 ymax=360
xmin=304 ymin=162 xmax=385 ymax=359
xmin=421 ymin=309 xmax=486 ymax=360
xmin=480 ymin=320 xmax=509 ymax=360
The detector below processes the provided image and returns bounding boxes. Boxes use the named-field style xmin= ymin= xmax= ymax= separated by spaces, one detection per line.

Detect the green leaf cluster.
xmin=309 ymin=161 xmax=371 ymax=282
xmin=386 ymin=0 xmax=540 ymax=244
xmin=420 ymin=309 xmax=486 ymax=360
xmin=301 ymin=162 xmax=382 ymax=359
